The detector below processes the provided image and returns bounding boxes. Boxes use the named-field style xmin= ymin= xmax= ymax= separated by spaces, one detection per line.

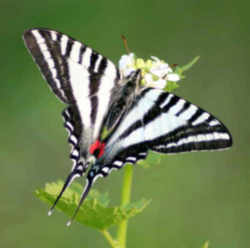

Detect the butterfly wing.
xmin=102 ymin=87 xmax=232 ymax=167
xmin=23 ymin=28 xmax=122 ymax=213
xmin=62 ymin=106 xmax=83 ymax=171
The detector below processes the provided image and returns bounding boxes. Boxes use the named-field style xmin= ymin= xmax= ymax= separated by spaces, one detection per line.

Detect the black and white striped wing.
xmin=23 ymin=28 xmax=121 ymax=148
xmin=62 ymin=107 xmax=83 ymax=171
xmin=89 ymin=87 xmax=233 ymax=178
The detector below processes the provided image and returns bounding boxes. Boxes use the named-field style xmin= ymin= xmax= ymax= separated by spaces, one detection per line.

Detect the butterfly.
xmin=23 ymin=28 xmax=233 ymax=224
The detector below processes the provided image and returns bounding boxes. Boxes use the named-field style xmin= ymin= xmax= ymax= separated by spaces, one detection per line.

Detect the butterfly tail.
xmin=66 ymin=177 xmax=93 ymax=226
xmin=48 ymin=164 xmax=86 ymax=216
xmin=66 ymin=167 xmax=104 ymax=226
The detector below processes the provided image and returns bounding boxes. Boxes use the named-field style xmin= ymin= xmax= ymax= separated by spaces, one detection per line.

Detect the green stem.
xmin=101 ymin=230 xmax=119 ymax=248
xmin=117 ymin=165 xmax=134 ymax=248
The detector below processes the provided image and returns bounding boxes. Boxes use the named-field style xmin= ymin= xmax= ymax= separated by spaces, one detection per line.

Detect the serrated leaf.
xmin=36 ymin=181 xmax=150 ymax=230
xmin=123 ymin=198 xmax=151 ymax=215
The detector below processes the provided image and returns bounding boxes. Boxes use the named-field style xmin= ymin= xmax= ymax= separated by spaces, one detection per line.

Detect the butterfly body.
xmin=104 ymin=70 xmax=141 ymax=131
xmin=23 ymin=28 xmax=232 ymax=223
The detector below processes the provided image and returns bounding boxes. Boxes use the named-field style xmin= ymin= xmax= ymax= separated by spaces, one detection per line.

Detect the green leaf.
xmin=123 ymin=198 xmax=151 ymax=213
xmin=163 ymin=56 xmax=200 ymax=93
xmin=175 ymin=56 xmax=200 ymax=75
xmin=35 ymin=181 xmax=150 ymax=230
xmin=164 ymin=81 xmax=180 ymax=92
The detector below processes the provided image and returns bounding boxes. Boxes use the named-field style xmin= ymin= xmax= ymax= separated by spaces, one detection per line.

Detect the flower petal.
xmin=167 ymin=73 xmax=180 ymax=82
xmin=147 ymin=79 xmax=167 ymax=89
xmin=118 ymin=53 xmax=136 ymax=77
xmin=144 ymin=73 xmax=153 ymax=84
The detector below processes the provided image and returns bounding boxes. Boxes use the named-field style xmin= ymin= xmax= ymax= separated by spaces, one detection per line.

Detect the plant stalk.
xmin=101 ymin=230 xmax=119 ymax=248
xmin=117 ymin=165 xmax=133 ymax=248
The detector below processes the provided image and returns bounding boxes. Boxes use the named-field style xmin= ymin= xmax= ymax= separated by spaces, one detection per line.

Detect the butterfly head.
xmin=125 ymin=69 xmax=142 ymax=87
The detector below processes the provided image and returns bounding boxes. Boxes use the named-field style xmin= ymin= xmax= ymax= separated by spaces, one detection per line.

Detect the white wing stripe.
xmin=143 ymin=112 xmax=186 ymax=141
xmin=127 ymin=157 xmax=136 ymax=162
xmin=214 ymin=132 xmax=230 ymax=140
xmin=70 ymin=41 xmax=82 ymax=62
xmin=46 ymin=58 xmax=55 ymax=69
xmin=93 ymin=174 xmax=104 ymax=183
xmin=71 ymin=149 xmax=79 ymax=157
xmin=94 ymin=55 xmax=103 ymax=73
xmin=50 ymin=31 xmax=57 ymax=41
xmin=69 ymin=135 xmax=78 ymax=145
xmin=31 ymin=30 xmax=44 ymax=43
xmin=113 ymin=161 xmax=123 ymax=167
xmin=60 ymin=35 xmax=69 ymax=55
xmin=165 ymin=132 xmax=230 ymax=149
xmin=102 ymin=167 xmax=109 ymax=173
xmin=160 ymin=94 xmax=173 ymax=108
xmin=105 ymin=60 xmax=118 ymax=80
xmin=209 ymin=120 xmax=220 ymax=126
xmin=179 ymin=104 xmax=198 ymax=121
xmin=169 ymin=99 xmax=186 ymax=115
xmin=65 ymin=121 xmax=74 ymax=131
xmin=40 ymin=48 xmax=50 ymax=58
xmin=192 ymin=112 xmax=210 ymax=126
xmin=93 ymin=67 xmax=117 ymax=139
xmin=80 ymin=47 xmax=92 ymax=68
xmin=68 ymin=60 xmax=91 ymax=129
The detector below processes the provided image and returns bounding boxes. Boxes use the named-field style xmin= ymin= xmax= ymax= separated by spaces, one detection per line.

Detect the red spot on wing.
xmin=98 ymin=142 xmax=105 ymax=158
xmin=89 ymin=140 xmax=106 ymax=158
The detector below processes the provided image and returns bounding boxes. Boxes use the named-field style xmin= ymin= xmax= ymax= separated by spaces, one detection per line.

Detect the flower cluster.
xmin=118 ymin=53 xmax=180 ymax=90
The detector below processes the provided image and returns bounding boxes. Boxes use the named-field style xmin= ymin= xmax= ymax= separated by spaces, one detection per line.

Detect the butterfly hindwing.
xmin=62 ymin=107 xmax=84 ymax=171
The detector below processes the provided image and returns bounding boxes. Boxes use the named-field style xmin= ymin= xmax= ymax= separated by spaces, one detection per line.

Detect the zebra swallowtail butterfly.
xmin=23 ymin=28 xmax=232 ymax=224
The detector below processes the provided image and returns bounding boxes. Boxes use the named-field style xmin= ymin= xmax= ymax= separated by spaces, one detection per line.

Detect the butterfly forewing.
xmin=23 ymin=28 xmax=121 ymax=146
xmin=147 ymin=90 xmax=232 ymax=153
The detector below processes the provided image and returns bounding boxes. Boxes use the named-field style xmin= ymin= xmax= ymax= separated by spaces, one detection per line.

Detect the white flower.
xmin=144 ymin=73 xmax=167 ymax=89
xmin=166 ymin=73 xmax=180 ymax=82
xmin=150 ymin=56 xmax=172 ymax=78
xmin=118 ymin=53 xmax=181 ymax=90
xmin=118 ymin=53 xmax=136 ymax=77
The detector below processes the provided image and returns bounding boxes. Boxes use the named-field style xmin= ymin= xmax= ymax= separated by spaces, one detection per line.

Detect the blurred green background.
xmin=0 ymin=0 xmax=249 ymax=247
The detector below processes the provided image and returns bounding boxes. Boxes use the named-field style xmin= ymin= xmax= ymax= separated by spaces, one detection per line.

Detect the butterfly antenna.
xmin=121 ymin=35 xmax=131 ymax=54
xmin=66 ymin=178 xmax=93 ymax=227
xmin=48 ymin=170 xmax=80 ymax=216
